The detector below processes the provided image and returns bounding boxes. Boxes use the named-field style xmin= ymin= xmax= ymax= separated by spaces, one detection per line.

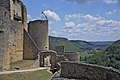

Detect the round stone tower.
xmin=28 ymin=20 xmax=49 ymax=51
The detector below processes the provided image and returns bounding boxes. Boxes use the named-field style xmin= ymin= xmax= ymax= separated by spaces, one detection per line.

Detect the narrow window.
xmin=13 ymin=10 xmax=15 ymax=14
xmin=4 ymin=12 xmax=7 ymax=16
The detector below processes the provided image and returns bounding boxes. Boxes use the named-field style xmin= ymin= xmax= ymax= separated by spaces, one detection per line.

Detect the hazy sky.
xmin=22 ymin=0 xmax=120 ymax=41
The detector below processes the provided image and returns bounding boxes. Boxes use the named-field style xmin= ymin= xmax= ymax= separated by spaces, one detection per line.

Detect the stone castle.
xmin=0 ymin=0 xmax=120 ymax=80
xmin=0 ymin=0 xmax=48 ymax=71
xmin=0 ymin=0 xmax=79 ymax=72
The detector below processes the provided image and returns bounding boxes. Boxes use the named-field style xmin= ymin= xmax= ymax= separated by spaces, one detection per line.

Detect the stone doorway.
xmin=39 ymin=50 xmax=57 ymax=71
xmin=44 ymin=55 xmax=51 ymax=67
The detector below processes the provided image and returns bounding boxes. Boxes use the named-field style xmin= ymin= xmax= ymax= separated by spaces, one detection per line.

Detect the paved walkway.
xmin=0 ymin=67 xmax=48 ymax=75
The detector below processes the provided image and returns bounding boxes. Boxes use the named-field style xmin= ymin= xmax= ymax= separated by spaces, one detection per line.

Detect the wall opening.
xmin=0 ymin=31 xmax=4 ymax=34
xmin=44 ymin=55 xmax=51 ymax=67
xmin=4 ymin=12 xmax=7 ymax=16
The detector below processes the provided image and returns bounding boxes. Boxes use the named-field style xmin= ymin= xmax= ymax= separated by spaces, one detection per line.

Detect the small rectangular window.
xmin=0 ymin=31 xmax=4 ymax=34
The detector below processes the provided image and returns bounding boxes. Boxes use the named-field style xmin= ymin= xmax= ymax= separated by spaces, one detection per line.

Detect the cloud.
xmin=64 ymin=21 xmax=75 ymax=28
xmin=27 ymin=10 xmax=60 ymax=24
xmin=27 ymin=14 xmax=40 ymax=22
xmin=82 ymin=14 xmax=101 ymax=21
xmin=43 ymin=10 xmax=61 ymax=23
xmin=62 ymin=13 xmax=120 ymax=40
xmin=64 ymin=0 xmax=94 ymax=4
xmin=106 ymin=11 xmax=113 ymax=15
xmin=96 ymin=19 xmax=120 ymax=27
xmin=65 ymin=13 xmax=120 ymax=28
xmin=103 ymin=0 xmax=119 ymax=4
xmin=27 ymin=14 xmax=32 ymax=22
xmin=65 ymin=13 xmax=103 ymax=22
xmin=64 ymin=0 xmax=119 ymax=4
xmin=49 ymin=30 xmax=64 ymax=37
xmin=65 ymin=14 xmax=80 ymax=21
xmin=106 ymin=9 xmax=117 ymax=15
xmin=63 ymin=29 xmax=73 ymax=33
xmin=50 ymin=31 xmax=58 ymax=35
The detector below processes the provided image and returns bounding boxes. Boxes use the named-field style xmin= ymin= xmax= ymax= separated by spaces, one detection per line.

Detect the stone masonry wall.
xmin=0 ymin=7 xmax=10 ymax=71
xmin=0 ymin=55 xmax=10 ymax=72
xmin=0 ymin=0 xmax=27 ymax=71
xmin=0 ymin=31 xmax=10 ymax=71
xmin=11 ymin=60 xmax=39 ymax=70
xmin=23 ymin=29 xmax=39 ymax=60
xmin=55 ymin=46 xmax=64 ymax=55
xmin=63 ymin=52 xmax=80 ymax=62
xmin=11 ymin=0 xmax=22 ymax=20
xmin=19 ymin=60 xmax=39 ymax=70
xmin=21 ymin=2 xmax=28 ymax=31
xmin=61 ymin=61 xmax=120 ymax=80
xmin=9 ymin=20 xmax=24 ymax=62
xmin=0 ymin=0 xmax=10 ymax=11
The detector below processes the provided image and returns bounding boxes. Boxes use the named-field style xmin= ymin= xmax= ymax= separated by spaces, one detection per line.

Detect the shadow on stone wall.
xmin=23 ymin=29 xmax=39 ymax=60
xmin=60 ymin=61 xmax=120 ymax=80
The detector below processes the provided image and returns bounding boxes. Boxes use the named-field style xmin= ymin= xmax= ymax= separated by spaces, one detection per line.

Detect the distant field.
xmin=0 ymin=70 xmax=52 ymax=80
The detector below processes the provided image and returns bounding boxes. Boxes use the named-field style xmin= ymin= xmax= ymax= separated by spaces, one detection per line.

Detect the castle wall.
xmin=9 ymin=0 xmax=23 ymax=21
xmin=9 ymin=20 xmax=24 ymax=62
xmin=63 ymin=52 xmax=80 ymax=62
xmin=55 ymin=46 xmax=64 ymax=55
xmin=28 ymin=20 xmax=49 ymax=51
xmin=8 ymin=0 xmax=27 ymax=62
xmin=61 ymin=62 xmax=120 ymax=80
xmin=19 ymin=60 xmax=39 ymax=70
xmin=11 ymin=0 xmax=22 ymax=20
xmin=0 ymin=0 xmax=10 ymax=11
xmin=0 ymin=0 xmax=27 ymax=63
xmin=0 ymin=7 xmax=10 ymax=71
xmin=56 ymin=55 xmax=67 ymax=63
xmin=0 ymin=55 xmax=10 ymax=72
xmin=0 ymin=0 xmax=20 ymax=20
xmin=9 ymin=0 xmax=14 ymax=20
xmin=23 ymin=29 xmax=39 ymax=60
xmin=0 ymin=0 xmax=28 ymax=71
xmin=21 ymin=2 xmax=28 ymax=31
xmin=0 ymin=31 xmax=10 ymax=71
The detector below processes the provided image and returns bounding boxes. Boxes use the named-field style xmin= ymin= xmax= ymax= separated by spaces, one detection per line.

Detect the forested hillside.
xmin=49 ymin=36 xmax=113 ymax=53
xmin=49 ymin=36 xmax=93 ymax=52
xmin=84 ymin=40 xmax=120 ymax=70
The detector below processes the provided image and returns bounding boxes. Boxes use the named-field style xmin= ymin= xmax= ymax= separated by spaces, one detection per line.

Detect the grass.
xmin=10 ymin=60 xmax=35 ymax=70
xmin=0 ymin=70 xmax=52 ymax=80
